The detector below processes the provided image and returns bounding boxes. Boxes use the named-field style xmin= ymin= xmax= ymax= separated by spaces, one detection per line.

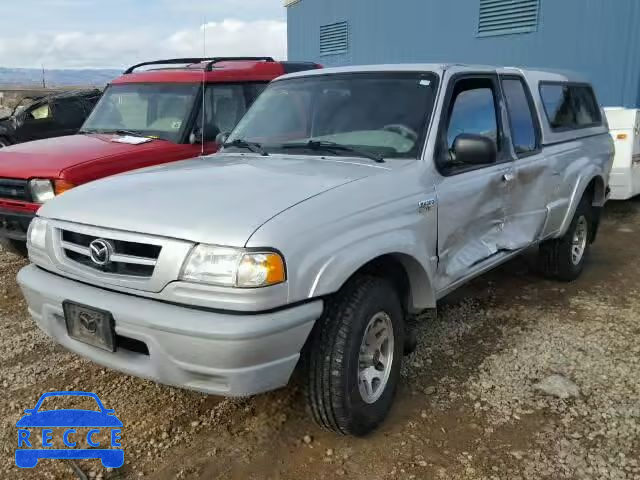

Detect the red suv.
xmin=0 ymin=57 xmax=321 ymax=254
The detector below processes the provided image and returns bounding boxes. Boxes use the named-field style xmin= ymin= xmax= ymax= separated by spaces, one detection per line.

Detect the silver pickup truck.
xmin=18 ymin=64 xmax=613 ymax=436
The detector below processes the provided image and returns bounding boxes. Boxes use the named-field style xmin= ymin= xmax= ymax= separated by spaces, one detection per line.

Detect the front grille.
xmin=0 ymin=179 xmax=30 ymax=201
xmin=60 ymin=229 xmax=162 ymax=278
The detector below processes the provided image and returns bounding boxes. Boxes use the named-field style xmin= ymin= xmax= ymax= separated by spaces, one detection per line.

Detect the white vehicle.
xmin=605 ymin=107 xmax=640 ymax=200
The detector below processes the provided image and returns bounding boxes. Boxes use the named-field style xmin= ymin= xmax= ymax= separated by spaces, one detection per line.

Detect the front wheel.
xmin=539 ymin=196 xmax=593 ymax=281
xmin=304 ymin=275 xmax=405 ymax=436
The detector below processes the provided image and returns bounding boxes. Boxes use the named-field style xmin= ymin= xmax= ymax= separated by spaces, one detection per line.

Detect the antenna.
xmin=201 ymin=17 xmax=207 ymax=156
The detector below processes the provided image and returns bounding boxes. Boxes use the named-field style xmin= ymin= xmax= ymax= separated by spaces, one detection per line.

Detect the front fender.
xmin=305 ymin=230 xmax=437 ymax=311
xmin=245 ymin=160 xmax=438 ymax=311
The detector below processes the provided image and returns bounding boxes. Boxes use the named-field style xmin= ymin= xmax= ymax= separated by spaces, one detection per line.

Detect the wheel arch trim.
xmin=308 ymin=249 xmax=436 ymax=312
xmin=558 ymin=173 xmax=606 ymax=237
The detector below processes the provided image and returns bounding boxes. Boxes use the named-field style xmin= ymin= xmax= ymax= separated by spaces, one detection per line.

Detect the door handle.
xmin=502 ymin=172 xmax=515 ymax=183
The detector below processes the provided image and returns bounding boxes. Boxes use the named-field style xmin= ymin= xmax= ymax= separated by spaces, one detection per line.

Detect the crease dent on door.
xmin=439 ymin=174 xmax=506 ymax=281
xmin=499 ymin=161 xmax=549 ymax=251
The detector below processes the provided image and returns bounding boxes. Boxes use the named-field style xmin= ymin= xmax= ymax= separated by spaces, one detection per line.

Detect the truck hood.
xmin=39 ymin=153 xmax=387 ymax=246
xmin=0 ymin=134 xmax=170 ymax=179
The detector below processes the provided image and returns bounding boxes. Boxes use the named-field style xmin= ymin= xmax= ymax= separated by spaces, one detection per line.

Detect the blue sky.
xmin=0 ymin=0 xmax=287 ymax=69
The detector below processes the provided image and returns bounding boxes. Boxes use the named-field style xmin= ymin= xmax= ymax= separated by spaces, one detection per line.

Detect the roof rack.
xmin=124 ymin=57 xmax=275 ymax=74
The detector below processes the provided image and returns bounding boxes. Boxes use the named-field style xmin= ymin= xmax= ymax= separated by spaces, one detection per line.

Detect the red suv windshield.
xmin=83 ymin=83 xmax=199 ymax=142
xmin=83 ymin=82 xmax=268 ymax=144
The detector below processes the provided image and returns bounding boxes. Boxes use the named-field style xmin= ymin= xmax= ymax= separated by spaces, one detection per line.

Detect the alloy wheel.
xmin=358 ymin=311 xmax=395 ymax=404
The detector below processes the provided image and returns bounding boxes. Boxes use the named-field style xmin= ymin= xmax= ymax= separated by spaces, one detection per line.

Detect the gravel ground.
xmin=1 ymin=198 xmax=639 ymax=479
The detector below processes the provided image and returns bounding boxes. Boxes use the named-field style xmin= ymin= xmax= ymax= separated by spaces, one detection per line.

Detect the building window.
xmin=478 ymin=0 xmax=540 ymax=37
xmin=320 ymin=21 xmax=349 ymax=56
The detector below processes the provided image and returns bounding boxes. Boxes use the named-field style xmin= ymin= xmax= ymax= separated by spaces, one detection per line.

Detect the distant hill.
xmin=0 ymin=67 xmax=123 ymax=87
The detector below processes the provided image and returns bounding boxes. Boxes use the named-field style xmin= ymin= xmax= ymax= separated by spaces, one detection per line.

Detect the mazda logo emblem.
xmin=78 ymin=312 xmax=98 ymax=333
xmin=89 ymin=239 xmax=113 ymax=266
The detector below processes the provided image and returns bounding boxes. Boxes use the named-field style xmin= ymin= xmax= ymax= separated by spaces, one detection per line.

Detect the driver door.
xmin=434 ymin=73 xmax=515 ymax=291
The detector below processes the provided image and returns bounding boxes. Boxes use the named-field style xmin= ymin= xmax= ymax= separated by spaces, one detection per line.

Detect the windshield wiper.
xmin=223 ymin=139 xmax=269 ymax=156
xmin=279 ymin=140 xmax=385 ymax=163
xmin=115 ymin=129 xmax=149 ymax=138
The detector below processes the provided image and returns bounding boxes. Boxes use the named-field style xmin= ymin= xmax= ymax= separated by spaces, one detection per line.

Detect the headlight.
xmin=27 ymin=217 xmax=48 ymax=250
xmin=29 ymin=179 xmax=55 ymax=203
xmin=180 ymin=245 xmax=286 ymax=288
xmin=29 ymin=179 xmax=75 ymax=203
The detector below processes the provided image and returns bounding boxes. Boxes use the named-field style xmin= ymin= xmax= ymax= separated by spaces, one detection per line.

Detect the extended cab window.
xmin=540 ymin=83 xmax=602 ymax=130
xmin=501 ymin=78 xmax=538 ymax=155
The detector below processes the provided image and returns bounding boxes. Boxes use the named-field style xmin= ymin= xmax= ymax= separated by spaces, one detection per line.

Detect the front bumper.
xmin=18 ymin=265 xmax=323 ymax=396
xmin=0 ymin=208 xmax=34 ymax=241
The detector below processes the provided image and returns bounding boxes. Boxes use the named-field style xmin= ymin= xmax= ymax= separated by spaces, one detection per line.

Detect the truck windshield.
xmin=227 ymin=72 xmax=438 ymax=159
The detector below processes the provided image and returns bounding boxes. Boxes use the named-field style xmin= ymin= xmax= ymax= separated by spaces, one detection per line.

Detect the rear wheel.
xmin=539 ymin=196 xmax=593 ymax=281
xmin=0 ymin=238 xmax=28 ymax=257
xmin=304 ymin=275 xmax=405 ymax=436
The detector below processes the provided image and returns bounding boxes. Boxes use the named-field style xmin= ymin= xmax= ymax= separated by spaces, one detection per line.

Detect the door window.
xmin=442 ymin=78 xmax=500 ymax=172
xmin=52 ymin=99 xmax=86 ymax=128
xmin=197 ymin=83 xmax=268 ymax=141
xmin=27 ymin=103 xmax=53 ymax=120
xmin=501 ymin=78 xmax=538 ymax=155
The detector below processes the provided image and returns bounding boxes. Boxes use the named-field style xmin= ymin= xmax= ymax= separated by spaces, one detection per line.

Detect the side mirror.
xmin=451 ymin=133 xmax=497 ymax=165
xmin=215 ymin=132 xmax=230 ymax=145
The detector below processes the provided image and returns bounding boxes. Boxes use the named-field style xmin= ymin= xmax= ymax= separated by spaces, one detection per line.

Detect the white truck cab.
xmin=605 ymin=107 xmax=640 ymax=200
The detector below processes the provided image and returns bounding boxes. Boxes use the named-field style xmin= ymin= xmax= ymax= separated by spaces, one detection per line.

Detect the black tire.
xmin=0 ymin=238 xmax=28 ymax=257
xmin=539 ymin=196 xmax=593 ymax=282
xmin=404 ymin=314 xmax=419 ymax=355
xmin=304 ymin=275 xmax=405 ymax=436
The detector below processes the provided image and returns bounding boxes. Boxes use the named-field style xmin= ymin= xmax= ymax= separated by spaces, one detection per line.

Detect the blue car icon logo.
xmin=15 ymin=391 xmax=123 ymax=469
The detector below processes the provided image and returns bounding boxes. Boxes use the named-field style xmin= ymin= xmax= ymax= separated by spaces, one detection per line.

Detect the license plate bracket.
xmin=63 ymin=301 xmax=116 ymax=352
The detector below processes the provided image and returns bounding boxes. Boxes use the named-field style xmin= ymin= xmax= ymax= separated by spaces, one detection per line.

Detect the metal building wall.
xmin=287 ymin=0 xmax=640 ymax=107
